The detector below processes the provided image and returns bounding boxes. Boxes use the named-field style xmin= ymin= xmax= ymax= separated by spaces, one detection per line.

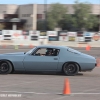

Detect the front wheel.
xmin=63 ymin=63 xmax=79 ymax=76
xmin=0 ymin=61 xmax=12 ymax=74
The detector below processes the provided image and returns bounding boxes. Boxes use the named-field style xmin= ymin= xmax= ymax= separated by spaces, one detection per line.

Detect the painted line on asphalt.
xmin=72 ymin=93 xmax=100 ymax=95
xmin=0 ymin=91 xmax=100 ymax=95
xmin=81 ymin=87 xmax=100 ymax=93
xmin=0 ymin=91 xmax=61 ymax=95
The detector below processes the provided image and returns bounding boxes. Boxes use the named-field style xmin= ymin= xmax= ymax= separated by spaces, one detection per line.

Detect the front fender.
xmin=0 ymin=55 xmax=25 ymax=71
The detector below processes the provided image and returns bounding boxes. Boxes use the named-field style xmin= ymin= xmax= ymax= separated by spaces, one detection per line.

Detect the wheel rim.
xmin=65 ymin=64 xmax=77 ymax=75
xmin=0 ymin=62 xmax=9 ymax=72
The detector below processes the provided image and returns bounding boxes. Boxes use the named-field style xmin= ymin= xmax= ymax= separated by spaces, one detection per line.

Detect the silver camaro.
xmin=0 ymin=45 xmax=97 ymax=76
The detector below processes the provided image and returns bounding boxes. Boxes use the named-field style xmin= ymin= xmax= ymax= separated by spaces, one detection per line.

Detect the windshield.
xmin=25 ymin=47 xmax=36 ymax=54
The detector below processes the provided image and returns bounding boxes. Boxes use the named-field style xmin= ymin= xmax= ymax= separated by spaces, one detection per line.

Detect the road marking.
xmin=1 ymin=91 xmax=52 ymax=95
xmin=81 ymin=87 xmax=100 ymax=93
xmin=72 ymin=93 xmax=100 ymax=95
xmin=0 ymin=91 xmax=100 ymax=95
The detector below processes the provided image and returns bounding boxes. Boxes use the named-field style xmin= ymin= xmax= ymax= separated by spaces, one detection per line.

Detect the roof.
xmin=37 ymin=45 xmax=69 ymax=49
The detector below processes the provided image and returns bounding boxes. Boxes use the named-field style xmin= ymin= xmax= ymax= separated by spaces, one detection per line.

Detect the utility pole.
xmin=44 ymin=0 xmax=47 ymax=31
xmin=99 ymin=1 xmax=100 ymax=31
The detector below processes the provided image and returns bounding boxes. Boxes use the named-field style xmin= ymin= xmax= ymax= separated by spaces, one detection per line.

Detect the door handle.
xmin=54 ymin=58 xmax=58 ymax=60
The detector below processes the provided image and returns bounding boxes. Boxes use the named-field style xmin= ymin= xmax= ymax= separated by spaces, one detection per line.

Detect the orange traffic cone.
xmin=2 ymin=44 xmax=6 ymax=48
xmin=86 ymin=45 xmax=91 ymax=51
xmin=63 ymin=78 xmax=71 ymax=95
xmin=20 ymin=44 xmax=23 ymax=47
xmin=29 ymin=44 xmax=33 ymax=48
xmin=96 ymin=58 xmax=100 ymax=67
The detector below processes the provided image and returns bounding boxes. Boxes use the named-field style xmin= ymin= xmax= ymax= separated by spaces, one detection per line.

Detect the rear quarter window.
xmin=67 ymin=48 xmax=81 ymax=54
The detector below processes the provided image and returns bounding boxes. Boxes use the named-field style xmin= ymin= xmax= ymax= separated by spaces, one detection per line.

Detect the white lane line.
xmin=72 ymin=93 xmax=100 ymax=95
xmin=0 ymin=91 xmax=64 ymax=95
xmin=0 ymin=91 xmax=36 ymax=94
xmin=0 ymin=91 xmax=100 ymax=95
xmin=81 ymin=87 xmax=100 ymax=93
xmin=0 ymin=91 xmax=61 ymax=95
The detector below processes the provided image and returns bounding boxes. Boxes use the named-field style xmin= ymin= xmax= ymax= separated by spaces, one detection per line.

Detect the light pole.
xmin=44 ymin=0 xmax=47 ymax=31
xmin=99 ymin=0 xmax=100 ymax=31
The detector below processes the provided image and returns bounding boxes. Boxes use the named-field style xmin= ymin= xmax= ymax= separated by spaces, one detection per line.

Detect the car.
xmin=0 ymin=45 xmax=97 ymax=76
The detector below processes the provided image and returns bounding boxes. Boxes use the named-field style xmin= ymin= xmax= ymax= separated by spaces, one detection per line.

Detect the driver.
xmin=46 ymin=48 xmax=53 ymax=56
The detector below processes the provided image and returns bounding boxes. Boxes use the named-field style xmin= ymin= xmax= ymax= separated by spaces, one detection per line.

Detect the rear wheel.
xmin=63 ymin=63 xmax=79 ymax=76
xmin=0 ymin=61 xmax=12 ymax=74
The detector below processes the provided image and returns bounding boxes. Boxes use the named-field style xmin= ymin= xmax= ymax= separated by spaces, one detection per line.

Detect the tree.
xmin=37 ymin=20 xmax=45 ymax=30
xmin=71 ymin=0 xmax=98 ymax=31
xmin=0 ymin=23 xmax=5 ymax=30
xmin=47 ymin=3 xmax=67 ymax=30
xmin=59 ymin=14 xmax=73 ymax=31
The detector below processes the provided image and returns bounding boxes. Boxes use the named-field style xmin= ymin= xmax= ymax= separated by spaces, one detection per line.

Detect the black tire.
xmin=0 ymin=61 xmax=12 ymax=74
xmin=63 ymin=63 xmax=79 ymax=76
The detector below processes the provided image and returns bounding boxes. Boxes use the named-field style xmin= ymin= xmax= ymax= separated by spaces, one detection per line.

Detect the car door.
xmin=23 ymin=48 xmax=59 ymax=71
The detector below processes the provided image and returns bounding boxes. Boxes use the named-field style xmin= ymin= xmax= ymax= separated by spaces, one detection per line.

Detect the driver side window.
xmin=33 ymin=48 xmax=60 ymax=56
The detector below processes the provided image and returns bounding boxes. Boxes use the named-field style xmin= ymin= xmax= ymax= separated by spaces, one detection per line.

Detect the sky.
xmin=0 ymin=0 xmax=100 ymax=4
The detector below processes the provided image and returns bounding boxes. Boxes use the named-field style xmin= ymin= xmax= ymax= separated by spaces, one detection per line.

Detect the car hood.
xmin=0 ymin=52 xmax=25 ymax=55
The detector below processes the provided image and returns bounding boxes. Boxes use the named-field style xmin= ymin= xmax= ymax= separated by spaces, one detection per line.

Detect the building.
xmin=0 ymin=4 xmax=99 ymax=30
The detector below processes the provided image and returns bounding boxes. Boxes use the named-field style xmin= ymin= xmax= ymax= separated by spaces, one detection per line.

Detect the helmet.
xmin=46 ymin=48 xmax=53 ymax=55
